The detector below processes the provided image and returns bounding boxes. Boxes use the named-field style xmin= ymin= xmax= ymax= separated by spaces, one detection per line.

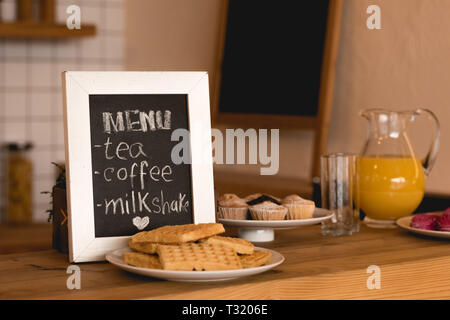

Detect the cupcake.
xmin=217 ymin=194 xmax=249 ymax=220
xmin=249 ymin=201 xmax=288 ymax=220
xmin=281 ymin=194 xmax=315 ymax=220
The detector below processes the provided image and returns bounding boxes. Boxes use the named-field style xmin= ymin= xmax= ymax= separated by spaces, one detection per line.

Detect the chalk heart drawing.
xmin=132 ymin=216 xmax=150 ymax=230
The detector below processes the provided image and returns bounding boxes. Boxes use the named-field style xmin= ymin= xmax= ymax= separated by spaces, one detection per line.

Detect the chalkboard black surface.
xmin=89 ymin=94 xmax=193 ymax=238
xmin=219 ymin=0 xmax=330 ymax=117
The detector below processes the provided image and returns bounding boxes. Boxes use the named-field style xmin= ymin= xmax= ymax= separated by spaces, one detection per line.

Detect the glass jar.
xmin=3 ymin=143 xmax=33 ymax=224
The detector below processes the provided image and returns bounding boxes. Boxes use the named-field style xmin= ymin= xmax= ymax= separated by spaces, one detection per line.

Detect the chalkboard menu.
xmin=64 ymin=72 xmax=215 ymax=262
xmin=89 ymin=94 xmax=193 ymax=237
xmin=218 ymin=0 xmax=330 ymax=117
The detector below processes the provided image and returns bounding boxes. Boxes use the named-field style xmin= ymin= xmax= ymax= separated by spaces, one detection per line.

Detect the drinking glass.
xmin=320 ymin=153 xmax=359 ymax=236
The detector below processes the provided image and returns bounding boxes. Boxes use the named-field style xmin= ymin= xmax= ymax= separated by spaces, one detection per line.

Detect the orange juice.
xmin=357 ymin=156 xmax=425 ymax=220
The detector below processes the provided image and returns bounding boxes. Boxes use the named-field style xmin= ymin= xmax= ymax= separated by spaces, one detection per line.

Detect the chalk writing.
xmin=89 ymin=94 xmax=193 ymax=237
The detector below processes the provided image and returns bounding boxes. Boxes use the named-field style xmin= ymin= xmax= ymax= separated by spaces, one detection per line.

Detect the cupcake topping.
xmin=244 ymin=193 xmax=263 ymax=203
xmin=218 ymin=193 xmax=240 ymax=202
xmin=251 ymin=201 xmax=284 ymax=210
xmin=282 ymin=194 xmax=304 ymax=203
xmin=218 ymin=196 xmax=248 ymax=208
xmin=246 ymin=194 xmax=281 ymax=206
xmin=282 ymin=194 xmax=315 ymax=206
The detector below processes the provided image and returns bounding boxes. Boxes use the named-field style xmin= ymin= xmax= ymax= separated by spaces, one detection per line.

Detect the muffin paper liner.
xmin=217 ymin=207 xmax=249 ymax=220
xmin=283 ymin=203 xmax=315 ymax=220
xmin=249 ymin=207 xmax=288 ymax=220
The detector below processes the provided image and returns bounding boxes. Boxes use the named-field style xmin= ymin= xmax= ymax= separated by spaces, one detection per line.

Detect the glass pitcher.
xmin=358 ymin=108 xmax=440 ymax=228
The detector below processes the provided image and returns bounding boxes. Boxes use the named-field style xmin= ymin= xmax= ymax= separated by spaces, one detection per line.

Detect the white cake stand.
xmin=218 ymin=208 xmax=333 ymax=242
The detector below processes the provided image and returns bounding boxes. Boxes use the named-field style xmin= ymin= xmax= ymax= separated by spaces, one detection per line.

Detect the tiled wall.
xmin=0 ymin=0 xmax=124 ymax=222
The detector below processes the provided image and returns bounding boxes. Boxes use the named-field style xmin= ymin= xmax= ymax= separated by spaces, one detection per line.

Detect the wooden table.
xmin=0 ymin=223 xmax=52 ymax=255
xmin=1 ymin=223 xmax=450 ymax=299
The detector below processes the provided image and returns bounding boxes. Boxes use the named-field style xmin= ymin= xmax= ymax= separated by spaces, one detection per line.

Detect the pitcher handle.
xmin=415 ymin=108 xmax=440 ymax=175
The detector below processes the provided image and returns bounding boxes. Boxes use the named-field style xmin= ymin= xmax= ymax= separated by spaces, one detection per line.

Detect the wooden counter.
xmin=0 ymin=223 xmax=449 ymax=299
xmin=0 ymin=223 xmax=52 ymax=255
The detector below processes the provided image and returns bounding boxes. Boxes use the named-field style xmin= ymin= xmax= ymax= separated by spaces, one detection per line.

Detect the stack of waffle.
xmin=124 ymin=223 xmax=272 ymax=271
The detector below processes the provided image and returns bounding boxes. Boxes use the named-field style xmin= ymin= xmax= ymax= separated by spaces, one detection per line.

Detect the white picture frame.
xmin=62 ymin=72 xmax=215 ymax=262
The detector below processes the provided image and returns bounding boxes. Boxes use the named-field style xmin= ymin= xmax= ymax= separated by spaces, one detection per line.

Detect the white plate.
xmin=218 ymin=208 xmax=333 ymax=242
xmin=106 ymin=247 xmax=285 ymax=282
xmin=218 ymin=208 xmax=333 ymax=229
xmin=396 ymin=212 xmax=450 ymax=239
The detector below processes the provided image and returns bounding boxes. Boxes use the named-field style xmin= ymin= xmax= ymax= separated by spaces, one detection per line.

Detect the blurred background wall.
xmin=0 ymin=0 xmax=124 ymax=221
xmin=2 ymin=0 xmax=450 ymax=222
xmin=126 ymin=0 xmax=450 ymax=196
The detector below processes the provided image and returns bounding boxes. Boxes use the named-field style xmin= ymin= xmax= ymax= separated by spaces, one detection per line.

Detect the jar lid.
xmin=3 ymin=142 xmax=33 ymax=151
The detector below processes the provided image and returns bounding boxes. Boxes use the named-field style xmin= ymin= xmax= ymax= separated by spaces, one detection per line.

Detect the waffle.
xmin=131 ymin=223 xmax=225 ymax=244
xmin=201 ymin=236 xmax=254 ymax=255
xmin=128 ymin=239 xmax=159 ymax=254
xmin=239 ymin=250 xmax=272 ymax=268
xmin=157 ymin=243 xmax=242 ymax=271
xmin=131 ymin=230 xmax=152 ymax=242
xmin=123 ymin=252 xmax=162 ymax=269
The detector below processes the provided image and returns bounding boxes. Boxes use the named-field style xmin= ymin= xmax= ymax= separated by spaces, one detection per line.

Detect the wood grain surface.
xmin=0 ymin=223 xmax=449 ymax=299
xmin=0 ymin=223 xmax=52 ymax=255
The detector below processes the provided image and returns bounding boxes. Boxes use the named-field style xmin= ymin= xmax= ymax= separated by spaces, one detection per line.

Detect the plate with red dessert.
xmin=396 ymin=208 xmax=450 ymax=239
